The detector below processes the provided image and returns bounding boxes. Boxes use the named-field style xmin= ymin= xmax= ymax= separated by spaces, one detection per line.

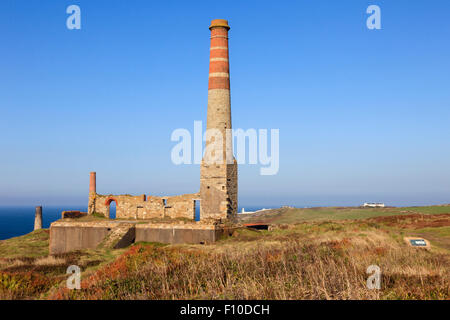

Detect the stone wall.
xmin=88 ymin=192 xmax=200 ymax=220
xmin=135 ymin=223 xmax=236 ymax=244
xmin=49 ymin=220 xmax=237 ymax=254
xmin=49 ymin=221 xmax=136 ymax=254
xmin=50 ymin=223 xmax=111 ymax=254
xmin=62 ymin=211 xmax=87 ymax=219
xmin=200 ymin=160 xmax=238 ymax=221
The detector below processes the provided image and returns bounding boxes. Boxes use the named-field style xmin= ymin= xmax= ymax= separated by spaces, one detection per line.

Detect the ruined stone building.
xmin=87 ymin=19 xmax=237 ymax=223
xmin=50 ymin=20 xmax=242 ymax=254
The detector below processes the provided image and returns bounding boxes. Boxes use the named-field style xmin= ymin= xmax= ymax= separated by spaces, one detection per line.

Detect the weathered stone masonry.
xmin=89 ymin=191 xmax=200 ymax=220
xmin=88 ymin=172 xmax=200 ymax=219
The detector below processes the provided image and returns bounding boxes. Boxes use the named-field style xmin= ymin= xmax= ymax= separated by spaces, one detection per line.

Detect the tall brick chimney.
xmin=89 ymin=172 xmax=96 ymax=194
xmin=200 ymin=19 xmax=238 ymax=221
xmin=88 ymin=172 xmax=96 ymax=215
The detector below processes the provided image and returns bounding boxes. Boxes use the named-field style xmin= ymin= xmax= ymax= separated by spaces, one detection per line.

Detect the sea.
xmin=0 ymin=206 xmax=267 ymax=240
xmin=0 ymin=206 xmax=86 ymax=240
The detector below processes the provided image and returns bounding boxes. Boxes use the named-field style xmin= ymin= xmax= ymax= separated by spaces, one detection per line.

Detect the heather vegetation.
xmin=0 ymin=206 xmax=449 ymax=300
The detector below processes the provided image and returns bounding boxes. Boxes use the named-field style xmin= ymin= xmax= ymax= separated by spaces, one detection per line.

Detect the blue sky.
xmin=0 ymin=0 xmax=449 ymax=208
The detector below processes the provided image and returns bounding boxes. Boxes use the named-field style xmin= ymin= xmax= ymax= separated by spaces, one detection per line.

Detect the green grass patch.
xmin=413 ymin=226 xmax=450 ymax=237
xmin=400 ymin=206 xmax=450 ymax=215
xmin=92 ymin=212 xmax=106 ymax=218
xmin=242 ymin=206 xmax=450 ymax=225
xmin=0 ymin=230 xmax=49 ymax=259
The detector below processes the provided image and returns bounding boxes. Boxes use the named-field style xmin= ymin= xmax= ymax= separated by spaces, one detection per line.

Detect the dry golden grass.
xmin=0 ymin=259 xmax=26 ymax=268
xmin=34 ymin=256 xmax=66 ymax=266
xmin=51 ymin=219 xmax=449 ymax=300
xmin=1 ymin=213 xmax=449 ymax=300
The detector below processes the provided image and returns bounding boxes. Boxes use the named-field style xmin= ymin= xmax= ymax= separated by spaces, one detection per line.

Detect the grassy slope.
xmin=52 ymin=218 xmax=449 ymax=300
xmin=0 ymin=205 xmax=448 ymax=300
xmin=407 ymin=227 xmax=450 ymax=252
xmin=0 ymin=230 xmax=49 ymax=259
xmin=0 ymin=230 xmax=125 ymax=299
xmin=239 ymin=206 xmax=450 ymax=252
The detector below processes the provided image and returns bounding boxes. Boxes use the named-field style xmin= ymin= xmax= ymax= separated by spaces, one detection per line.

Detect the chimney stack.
xmin=34 ymin=206 xmax=42 ymax=231
xmin=88 ymin=172 xmax=96 ymax=215
xmin=89 ymin=172 xmax=96 ymax=194
xmin=208 ymin=19 xmax=231 ymax=91
xmin=200 ymin=19 xmax=238 ymax=221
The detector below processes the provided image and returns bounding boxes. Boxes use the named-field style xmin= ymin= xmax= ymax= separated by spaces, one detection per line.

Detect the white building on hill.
xmin=363 ymin=203 xmax=386 ymax=208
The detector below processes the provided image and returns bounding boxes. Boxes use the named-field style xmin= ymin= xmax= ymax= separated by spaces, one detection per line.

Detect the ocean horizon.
xmin=0 ymin=206 xmax=86 ymax=240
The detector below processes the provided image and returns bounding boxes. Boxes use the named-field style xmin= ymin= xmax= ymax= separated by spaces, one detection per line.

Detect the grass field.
xmin=0 ymin=205 xmax=449 ymax=300
xmin=0 ymin=229 xmax=49 ymax=259
xmin=238 ymin=205 xmax=450 ymax=224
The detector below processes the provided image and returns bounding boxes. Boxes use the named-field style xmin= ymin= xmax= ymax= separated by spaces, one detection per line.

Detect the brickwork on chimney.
xmin=200 ymin=19 xmax=238 ymax=221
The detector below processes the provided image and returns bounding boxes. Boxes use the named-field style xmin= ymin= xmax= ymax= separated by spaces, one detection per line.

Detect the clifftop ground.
xmin=0 ymin=205 xmax=449 ymax=300
xmin=237 ymin=205 xmax=450 ymax=224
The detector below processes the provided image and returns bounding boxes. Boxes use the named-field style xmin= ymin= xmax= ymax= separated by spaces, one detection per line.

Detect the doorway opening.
xmin=194 ymin=200 xmax=201 ymax=221
xmin=109 ymin=201 xmax=116 ymax=219
xmin=105 ymin=198 xmax=118 ymax=219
